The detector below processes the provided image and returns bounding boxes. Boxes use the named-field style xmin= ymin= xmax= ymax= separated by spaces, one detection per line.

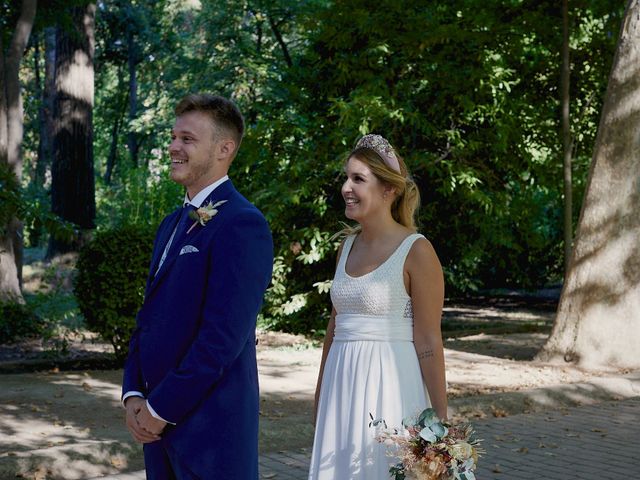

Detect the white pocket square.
xmin=179 ymin=245 xmax=199 ymax=255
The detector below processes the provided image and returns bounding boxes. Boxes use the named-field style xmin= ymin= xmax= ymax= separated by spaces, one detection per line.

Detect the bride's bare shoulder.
xmin=406 ymin=236 xmax=442 ymax=273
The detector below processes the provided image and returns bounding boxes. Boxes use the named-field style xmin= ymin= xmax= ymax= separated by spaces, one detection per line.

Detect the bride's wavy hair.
xmin=336 ymin=145 xmax=421 ymax=238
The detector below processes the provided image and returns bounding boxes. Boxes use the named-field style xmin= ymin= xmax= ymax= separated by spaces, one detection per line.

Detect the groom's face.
xmin=169 ymin=110 xmax=222 ymax=194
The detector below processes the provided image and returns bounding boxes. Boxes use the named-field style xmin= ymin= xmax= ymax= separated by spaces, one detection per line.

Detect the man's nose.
xmin=169 ymin=139 xmax=180 ymax=152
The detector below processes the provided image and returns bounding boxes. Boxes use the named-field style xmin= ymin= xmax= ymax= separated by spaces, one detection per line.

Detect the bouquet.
xmin=371 ymin=408 xmax=482 ymax=480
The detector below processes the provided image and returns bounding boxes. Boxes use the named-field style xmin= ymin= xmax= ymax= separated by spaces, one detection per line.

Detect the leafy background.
xmin=15 ymin=0 xmax=625 ymax=335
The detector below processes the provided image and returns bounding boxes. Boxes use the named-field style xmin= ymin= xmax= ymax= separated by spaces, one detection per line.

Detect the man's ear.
xmin=218 ymin=138 xmax=237 ymax=160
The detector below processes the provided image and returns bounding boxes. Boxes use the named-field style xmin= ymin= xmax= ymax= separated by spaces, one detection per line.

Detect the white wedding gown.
xmin=308 ymin=233 xmax=431 ymax=480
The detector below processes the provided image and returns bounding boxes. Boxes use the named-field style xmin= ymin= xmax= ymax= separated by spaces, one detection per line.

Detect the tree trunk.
xmin=105 ymin=112 xmax=121 ymax=184
xmin=105 ymin=68 xmax=126 ymax=184
xmin=47 ymin=3 xmax=96 ymax=258
xmin=35 ymin=27 xmax=55 ymax=189
xmin=126 ymin=28 xmax=139 ymax=167
xmin=537 ymin=0 xmax=640 ymax=369
xmin=0 ymin=0 xmax=37 ymax=301
xmin=561 ymin=0 xmax=573 ymax=276
xmin=32 ymin=30 xmax=41 ymax=182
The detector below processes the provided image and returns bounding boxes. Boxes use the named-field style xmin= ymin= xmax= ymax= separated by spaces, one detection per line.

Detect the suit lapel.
xmin=146 ymin=208 xmax=182 ymax=292
xmin=146 ymin=180 xmax=237 ymax=296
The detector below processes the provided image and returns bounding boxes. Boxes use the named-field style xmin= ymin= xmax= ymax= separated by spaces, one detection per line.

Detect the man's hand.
xmin=125 ymin=396 xmax=163 ymax=443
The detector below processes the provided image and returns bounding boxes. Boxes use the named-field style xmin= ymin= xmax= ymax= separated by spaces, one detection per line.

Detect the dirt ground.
xmin=2 ymin=255 xmax=638 ymax=478
xmin=2 ymin=324 xmax=639 ymax=479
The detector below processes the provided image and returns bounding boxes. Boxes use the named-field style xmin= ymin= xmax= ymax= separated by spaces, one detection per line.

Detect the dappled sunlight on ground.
xmin=444 ymin=306 xmax=552 ymax=323
xmin=444 ymin=332 xmax=549 ymax=360
xmin=3 ymin=440 xmax=135 ymax=479
xmin=0 ymin=370 xmax=144 ymax=479
xmin=50 ymin=373 xmax=124 ymax=405
xmin=1 ymin=303 xmax=637 ymax=478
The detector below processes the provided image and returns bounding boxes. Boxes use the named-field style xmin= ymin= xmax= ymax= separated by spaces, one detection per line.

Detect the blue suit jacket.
xmin=122 ymin=180 xmax=273 ymax=479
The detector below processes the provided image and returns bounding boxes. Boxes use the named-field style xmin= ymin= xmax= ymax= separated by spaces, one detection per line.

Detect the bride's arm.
xmin=313 ymin=307 xmax=336 ymax=423
xmin=313 ymin=239 xmax=345 ymax=424
xmin=406 ymin=238 xmax=447 ymax=420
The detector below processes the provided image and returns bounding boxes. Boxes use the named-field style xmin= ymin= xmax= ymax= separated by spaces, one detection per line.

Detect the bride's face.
xmin=341 ymin=156 xmax=389 ymax=222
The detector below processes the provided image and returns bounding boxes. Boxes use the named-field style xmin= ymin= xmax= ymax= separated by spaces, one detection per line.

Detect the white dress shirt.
xmin=122 ymin=176 xmax=230 ymax=423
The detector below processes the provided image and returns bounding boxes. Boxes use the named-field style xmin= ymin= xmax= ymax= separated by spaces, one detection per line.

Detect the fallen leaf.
xmin=491 ymin=405 xmax=508 ymax=418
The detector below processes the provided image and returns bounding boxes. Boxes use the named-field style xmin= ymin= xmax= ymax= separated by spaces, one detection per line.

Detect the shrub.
xmin=75 ymin=225 xmax=155 ymax=361
xmin=0 ymin=300 xmax=44 ymax=344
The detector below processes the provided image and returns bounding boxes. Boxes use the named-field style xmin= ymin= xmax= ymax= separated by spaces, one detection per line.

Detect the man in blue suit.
xmin=122 ymin=93 xmax=273 ymax=479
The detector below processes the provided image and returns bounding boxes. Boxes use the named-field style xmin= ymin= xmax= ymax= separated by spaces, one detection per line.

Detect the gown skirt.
xmin=308 ymin=313 xmax=430 ymax=479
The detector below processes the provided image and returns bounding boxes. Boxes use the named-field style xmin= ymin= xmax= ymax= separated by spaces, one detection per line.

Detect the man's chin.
xmin=170 ymin=171 xmax=188 ymax=186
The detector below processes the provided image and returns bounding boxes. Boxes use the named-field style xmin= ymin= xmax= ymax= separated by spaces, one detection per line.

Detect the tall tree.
xmin=126 ymin=24 xmax=139 ymax=167
xmin=34 ymin=27 xmax=56 ymax=188
xmin=47 ymin=2 xmax=96 ymax=257
xmin=104 ymin=66 xmax=126 ymax=184
xmin=561 ymin=0 xmax=573 ymax=275
xmin=0 ymin=0 xmax=37 ymax=301
xmin=538 ymin=0 xmax=640 ymax=369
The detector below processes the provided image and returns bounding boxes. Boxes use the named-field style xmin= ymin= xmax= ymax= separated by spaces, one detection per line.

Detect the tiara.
xmin=355 ymin=134 xmax=400 ymax=173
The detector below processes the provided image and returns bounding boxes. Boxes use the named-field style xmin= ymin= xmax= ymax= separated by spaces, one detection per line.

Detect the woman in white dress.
xmin=308 ymin=134 xmax=447 ymax=480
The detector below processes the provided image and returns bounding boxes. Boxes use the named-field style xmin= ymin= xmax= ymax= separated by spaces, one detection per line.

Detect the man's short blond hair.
xmin=175 ymin=94 xmax=245 ymax=156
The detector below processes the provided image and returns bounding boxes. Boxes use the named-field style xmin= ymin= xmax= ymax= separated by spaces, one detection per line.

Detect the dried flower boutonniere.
xmin=186 ymin=200 xmax=228 ymax=234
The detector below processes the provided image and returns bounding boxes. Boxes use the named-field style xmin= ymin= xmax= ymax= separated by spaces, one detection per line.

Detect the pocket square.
xmin=179 ymin=245 xmax=199 ymax=255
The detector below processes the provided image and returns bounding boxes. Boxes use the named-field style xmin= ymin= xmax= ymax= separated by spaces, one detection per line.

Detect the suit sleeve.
xmin=146 ymin=209 xmax=273 ymax=423
xmin=122 ymin=327 xmax=144 ymax=397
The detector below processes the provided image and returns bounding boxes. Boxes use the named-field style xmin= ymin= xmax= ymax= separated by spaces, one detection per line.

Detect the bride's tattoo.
xmin=417 ymin=349 xmax=434 ymax=360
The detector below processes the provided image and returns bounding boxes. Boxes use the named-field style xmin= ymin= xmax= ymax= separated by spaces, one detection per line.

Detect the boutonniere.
xmin=186 ymin=200 xmax=228 ymax=234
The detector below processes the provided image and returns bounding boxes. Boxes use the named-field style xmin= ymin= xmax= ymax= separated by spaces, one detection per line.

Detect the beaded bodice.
xmin=330 ymin=234 xmax=423 ymax=319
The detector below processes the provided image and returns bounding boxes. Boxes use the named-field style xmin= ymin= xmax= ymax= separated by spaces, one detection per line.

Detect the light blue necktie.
xmin=156 ymin=205 xmax=196 ymax=274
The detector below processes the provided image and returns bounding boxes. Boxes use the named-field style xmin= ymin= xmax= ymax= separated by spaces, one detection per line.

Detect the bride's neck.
xmin=357 ymin=214 xmax=399 ymax=244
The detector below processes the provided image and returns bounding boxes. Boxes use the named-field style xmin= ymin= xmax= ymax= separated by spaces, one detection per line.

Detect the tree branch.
xmin=267 ymin=13 xmax=292 ymax=68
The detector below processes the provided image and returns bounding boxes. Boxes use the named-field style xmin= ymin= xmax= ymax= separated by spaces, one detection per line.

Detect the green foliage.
xmin=0 ymin=300 xmax=44 ymax=344
xmin=22 ymin=183 xmax=78 ymax=248
xmin=23 ymin=291 xmax=84 ymax=355
xmin=14 ymin=0 xmax=626 ymax=336
xmin=0 ymin=162 xmax=75 ymax=246
xmin=0 ymin=162 xmax=21 ymax=236
xmin=95 ymin=163 xmax=183 ymax=230
xmin=26 ymin=292 xmax=81 ymax=327
xmin=74 ymin=225 xmax=155 ymax=360
xmin=242 ymin=0 xmax=623 ymax=331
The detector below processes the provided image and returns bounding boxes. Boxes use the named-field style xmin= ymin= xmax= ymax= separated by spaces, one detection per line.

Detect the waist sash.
xmin=334 ymin=313 xmax=413 ymax=342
